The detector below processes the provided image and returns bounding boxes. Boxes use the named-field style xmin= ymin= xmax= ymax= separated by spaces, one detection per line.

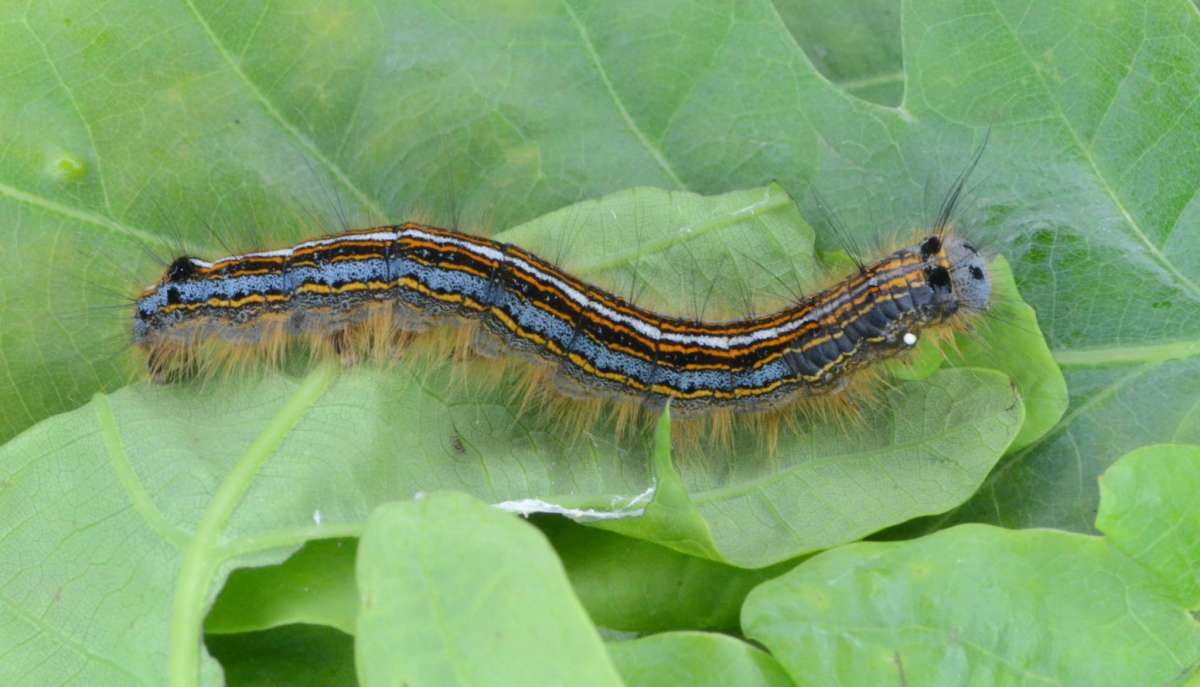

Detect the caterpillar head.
xmin=918 ymin=235 xmax=992 ymax=316
xmin=943 ymin=237 xmax=991 ymax=313
xmin=132 ymin=256 xmax=207 ymax=344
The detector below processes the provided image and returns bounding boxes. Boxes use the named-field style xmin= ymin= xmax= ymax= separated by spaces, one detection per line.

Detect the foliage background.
xmin=0 ymin=0 xmax=1197 ymax=684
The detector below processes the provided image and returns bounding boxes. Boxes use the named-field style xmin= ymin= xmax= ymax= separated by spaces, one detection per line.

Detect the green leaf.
xmin=1096 ymin=444 xmax=1200 ymax=609
xmin=0 ymin=0 xmax=1191 ymax=540
xmin=933 ymin=357 xmax=1200 ymax=534
xmin=205 ymin=625 xmax=356 ymax=687
xmin=582 ymin=377 xmax=1023 ymax=568
xmin=355 ymin=492 xmax=621 ymax=687
xmin=541 ymin=516 xmax=792 ymax=633
xmin=948 ymin=257 xmax=1067 ymax=452
xmin=206 ymin=538 xmax=359 ymax=636
xmin=747 ymin=526 xmax=1200 ymax=685
xmin=2 ymin=0 xmax=1193 ymax=678
xmin=627 ymin=368 xmax=1022 ymax=567
xmin=0 ymin=365 xmax=345 ymax=687
xmin=607 ymin=632 xmax=794 ymax=687
xmin=743 ymin=445 xmax=1200 ymax=686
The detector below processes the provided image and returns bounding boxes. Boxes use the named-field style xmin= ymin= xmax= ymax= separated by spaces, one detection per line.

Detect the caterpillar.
xmin=131 ymin=218 xmax=992 ymax=423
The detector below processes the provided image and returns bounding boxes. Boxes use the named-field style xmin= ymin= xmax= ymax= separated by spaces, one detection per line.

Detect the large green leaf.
xmin=355 ymin=492 xmax=621 ymax=686
xmin=2 ymin=0 xmax=1186 ymax=533
xmin=897 ymin=0 xmax=1200 ymax=533
xmin=743 ymin=444 xmax=1200 ymax=685
xmin=601 ymin=376 xmax=1021 ymax=568
xmin=1 ymin=0 xmax=1195 ymax=681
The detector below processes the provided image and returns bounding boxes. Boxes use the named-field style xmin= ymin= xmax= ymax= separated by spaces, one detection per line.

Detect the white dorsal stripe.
xmin=183 ymin=227 xmax=917 ymax=351
xmin=401 ymin=228 xmax=914 ymax=350
xmin=206 ymin=231 xmax=402 ymax=268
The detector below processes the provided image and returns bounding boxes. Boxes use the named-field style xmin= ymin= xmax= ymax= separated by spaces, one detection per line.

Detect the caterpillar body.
xmin=133 ymin=221 xmax=992 ymax=419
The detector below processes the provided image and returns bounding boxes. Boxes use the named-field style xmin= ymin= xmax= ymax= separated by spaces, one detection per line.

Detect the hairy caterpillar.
xmin=111 ymin=133 xmax=1015 ymax=452
xmin=131 ymin=215 xmax=991 ymax=425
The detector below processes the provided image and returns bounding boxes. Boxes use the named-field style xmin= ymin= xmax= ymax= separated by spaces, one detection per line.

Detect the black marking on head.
xmin=926 ymin=265 xmax=952 ymax=289
xmin=969 ymin=265 xmax=985 ymax=280
xmin=167 ymin=257 xmax=199 ymax=283
xmin=166 ymin=286 xmax=182 ymax=305
xmin=920 ymin=236 xmax=942 ymax=258
xmin=963 ymin=241 xmax=978 ymax=254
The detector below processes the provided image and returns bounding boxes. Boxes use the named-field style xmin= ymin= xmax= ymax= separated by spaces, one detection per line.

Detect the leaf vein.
xmin=559 ymin=0 xmax=686 ymax=189
xmin=179 ymin=0 xmax=388 ymax=221
xmin=987 ymin=0 xmax=1200 ymax=302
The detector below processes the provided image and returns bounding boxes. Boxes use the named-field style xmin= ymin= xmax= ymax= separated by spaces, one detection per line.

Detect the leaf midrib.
xmin=559 ymin=0 xmax=686 ymax=190
xmin=166 ymin=363 xmax=338 ymax=687
xmin=987 ymin=0 xmax=1200 ymax=302
xmin=180 ymin=0 xmax=388 ymax=223
xmin=1053 ymin=340 xmax=1200 ymax=367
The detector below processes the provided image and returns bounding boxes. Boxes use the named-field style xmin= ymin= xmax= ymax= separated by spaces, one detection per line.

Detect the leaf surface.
xmin=355 ymin=492 xmax=621 ymax=687
xmin=3 ymin=0 xmax=1197 ymax=681
xmin=743 ymin=444 xmax=1200 ymax=686
xmin=1096 ymin=443 xmax=1200 ymax=608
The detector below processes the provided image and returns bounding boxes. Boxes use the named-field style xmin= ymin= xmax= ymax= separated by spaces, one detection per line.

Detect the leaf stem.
xmin=1052 ymin=340 xmax=1200 ymax=367
xmin=166 ymin=364 xmax=338 ymax=686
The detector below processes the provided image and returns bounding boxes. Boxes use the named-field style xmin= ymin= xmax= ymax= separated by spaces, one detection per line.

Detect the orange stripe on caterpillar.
xmin=133 ymin=224 xmax=992 ymax=417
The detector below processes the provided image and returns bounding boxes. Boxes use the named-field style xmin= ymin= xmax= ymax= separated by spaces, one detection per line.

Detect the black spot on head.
xmin=166 ymin=257 xmax=198 ymax=283
xmin=926 ymin=266 xmax=951 ymax=289
xmin=969 ymin=265 xmax=985 ymax=280
xmin=166 ymin=286 xmax=181 ymax=305
xmin=920 ymin=236 xmax=942 ymax=258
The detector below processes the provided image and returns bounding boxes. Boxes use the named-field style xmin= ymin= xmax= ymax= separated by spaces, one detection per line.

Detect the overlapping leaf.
xmin=744 ymin=444 xmax=1200 ymax=685
xmin=355 ymin=492 xmax=621 ymax=686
